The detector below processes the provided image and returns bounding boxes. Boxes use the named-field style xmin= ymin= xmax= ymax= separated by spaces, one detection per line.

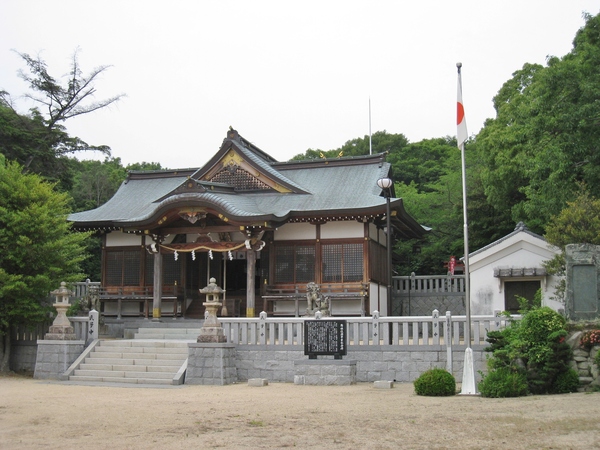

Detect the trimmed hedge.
xmin=414 ymin=368 xmax=456 ymax=396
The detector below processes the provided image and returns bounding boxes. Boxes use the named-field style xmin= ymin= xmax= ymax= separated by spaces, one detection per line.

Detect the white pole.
xmin=369 ymin=97 xmax=372 ymax=155
xmin=457 ymin=62 xmax=477 ymax=395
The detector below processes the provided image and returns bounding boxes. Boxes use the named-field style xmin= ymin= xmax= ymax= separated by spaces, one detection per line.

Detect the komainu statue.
xmin=305 ymin=282 xmax=331 ymax=317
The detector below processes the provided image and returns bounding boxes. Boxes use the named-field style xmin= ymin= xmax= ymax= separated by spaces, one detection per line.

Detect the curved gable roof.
xmin=68 ymin=128 xmax=426 ymax=238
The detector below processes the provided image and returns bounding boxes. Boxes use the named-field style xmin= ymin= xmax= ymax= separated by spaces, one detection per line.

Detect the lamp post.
xmin=377 ymin=177 xmax=393 ymax=315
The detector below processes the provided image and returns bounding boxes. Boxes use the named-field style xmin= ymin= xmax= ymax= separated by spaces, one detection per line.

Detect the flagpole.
xmin=456 ymin=62 xmax=477 ymax=395
xmin=369 ymin=97 xmax=372 ymax=155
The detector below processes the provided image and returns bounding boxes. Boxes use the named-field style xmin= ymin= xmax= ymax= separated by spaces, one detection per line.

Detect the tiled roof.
xmin=69 ymin=129 xmax=426 ymax=238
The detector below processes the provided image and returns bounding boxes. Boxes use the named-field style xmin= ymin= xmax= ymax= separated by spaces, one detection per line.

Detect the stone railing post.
xmin=88 ymin=309 xmax=99 ymax=344
xmin=432 ymin=309 xmax=440 ymax=345
xmin=445 ymin=311 xmax=453 ymax=373
xmin=372 ymin=310 xmax=380 ymax=345
xmin=259 ymin=311 xmax=267 ymax=345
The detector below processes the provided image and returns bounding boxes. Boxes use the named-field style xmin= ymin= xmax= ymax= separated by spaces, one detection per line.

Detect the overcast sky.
xmin=1 ymin=1 xmax=599 ymax=169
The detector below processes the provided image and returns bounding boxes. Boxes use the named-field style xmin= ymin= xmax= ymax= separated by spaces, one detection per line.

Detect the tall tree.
xmin=477 ymin=13 xmax=600 ymax=233
xmin=0 ymin=49 xmax=124 ymax=183
xmin=0 ymin=156 xmax=89 ymax=372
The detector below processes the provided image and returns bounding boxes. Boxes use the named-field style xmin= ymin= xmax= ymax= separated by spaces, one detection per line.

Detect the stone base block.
xmin=33 ymin=340 xmax=85 ymax=380
xmin=45 ymin=325 xmax=77 ymax=340
xmin=373 ymin=380 xmax=394 ymax=389
xmin=248 ymin=378 xmax=269 ymax=387
xmin=294 ymin=360 xmax=356 ymax=385
xmin=197 ymin=326 xmax=227 ymax=343
xmin=187 ymin=343 xmax=237 ymax=385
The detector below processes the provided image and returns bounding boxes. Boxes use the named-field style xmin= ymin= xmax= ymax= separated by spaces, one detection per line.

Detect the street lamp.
xmin=377 ymin=177 xmax=393 ymax=315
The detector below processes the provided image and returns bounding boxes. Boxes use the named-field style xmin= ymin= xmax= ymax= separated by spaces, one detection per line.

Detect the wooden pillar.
xmin=152 ymin=252 xmax=163 ymax=321
xmin=246 ymin=249 xmax=256 ymax=317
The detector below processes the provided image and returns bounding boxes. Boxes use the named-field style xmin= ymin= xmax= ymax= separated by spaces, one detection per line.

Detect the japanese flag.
xmin=457 ymin=63 xmax=468 ymax=148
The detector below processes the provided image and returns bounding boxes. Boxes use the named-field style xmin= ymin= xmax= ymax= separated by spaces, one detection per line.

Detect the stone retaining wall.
xmin=10 ymin=341 xmax=38 ymax=373
xmin=234 ymin=345 xmax=488 ymax=384
xmin=567 ymin=331 xmax=600 ymax=392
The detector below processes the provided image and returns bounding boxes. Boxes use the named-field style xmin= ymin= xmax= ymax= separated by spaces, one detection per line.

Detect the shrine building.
xmin=68 ymin=128 xmax=426 ymax=319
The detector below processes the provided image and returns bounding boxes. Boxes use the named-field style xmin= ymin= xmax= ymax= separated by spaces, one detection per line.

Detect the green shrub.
xmin=551 ymin=368 xmax=580 ymax=394
xmin=483 ymin=303 xmax=574 ymax=396
xmin=478 ymin=368 xmax=529 ymax=398
xmin=519 ymin=307 xmax=566 ymax=349
xmin=413 ymin=368 xmax=456 ymax=396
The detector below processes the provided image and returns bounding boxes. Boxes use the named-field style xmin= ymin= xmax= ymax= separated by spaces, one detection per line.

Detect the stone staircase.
xmin=134 ymin=327 xmax=201 ymax=340
xmin=68 ymin=338 xmax=192 ymax=385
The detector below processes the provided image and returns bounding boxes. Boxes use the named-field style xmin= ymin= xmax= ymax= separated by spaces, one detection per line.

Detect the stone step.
xmin=79 ymin=363 xmax=180 ymax=373
xmin=74 ymin=369 xmax=175 ymax=380
xmin=100 ymin=340 xmax=190 ymax=348
xmin=134 ymin=334 xmax=197 ymax=340
xmin=69 ymin=375 xmax=173 ymax=385
xmin=88 ymin=351 xmax=187 ymax=360
xmin=134 ymin=328 xmax=201 ymax=340
xmin=68 ymin=338 xmax=188 ymax=386
xmin=94 ymin=346 xmax=188 ymax=354
xmin=85 ymin=357 xmax=183 ymax=366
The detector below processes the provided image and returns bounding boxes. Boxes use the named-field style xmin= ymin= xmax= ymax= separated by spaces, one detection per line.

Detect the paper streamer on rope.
xmin=209 ymin=250 xmax=213 ymax=260
xmin=191 ymin=250 xmax=196 ymax=261
xmin=228 ymin=250 xmax=233 ymax=260
xmin=174 ymin=251 xmax=178 ymax=261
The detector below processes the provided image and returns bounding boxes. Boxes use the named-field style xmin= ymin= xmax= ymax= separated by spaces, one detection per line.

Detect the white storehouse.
xmin=469 ymin=222 xmax=562 ymax=314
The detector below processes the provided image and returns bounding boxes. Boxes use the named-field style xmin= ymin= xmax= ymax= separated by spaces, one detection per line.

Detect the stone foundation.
xmin=33 ymin=340 xmax=85 ymax=380
xmin=186 ymin=343 xmax=237 ymax=385
xmin=294 ymin=359 xmax=357 ymax=385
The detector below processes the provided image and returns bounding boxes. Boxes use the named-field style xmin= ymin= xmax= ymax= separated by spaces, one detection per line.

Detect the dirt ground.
xmin=1 ymin=374 xmax=600 ymax=450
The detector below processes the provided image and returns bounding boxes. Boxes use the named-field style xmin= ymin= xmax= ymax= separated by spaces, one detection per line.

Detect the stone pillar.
xmin=152 ymin=251 xmax=163 ymax=321
xmin=88 ymin=309 xmax=99 ymax=344
xmin=246 ymin=249 xmax=256 ymax=317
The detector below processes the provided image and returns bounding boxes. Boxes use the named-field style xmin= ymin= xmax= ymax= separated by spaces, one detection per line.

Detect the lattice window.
xmin=105 ymin=251 xmax=124 ymax=286
xmin=145 ymin=252 xmax=154 ymax=286
xmin=210 ymin=168 xmax=272 ymax=191
xmin=343 ymin=243 xmax=363 ymax=282
xmin=163 ymin=255 xmax=181 ymax=285
xmin=322 ymin=244 xmax=342 ymax=283
xmin=105 ymin=249 xmax=141 ymax=286
xmin=322 ymin=243 xmax=363 ymax=283
xmin=274 ymin=244 xmax=315 ymax=283
xmin=144 ymin=253 xmax=181 ymax=286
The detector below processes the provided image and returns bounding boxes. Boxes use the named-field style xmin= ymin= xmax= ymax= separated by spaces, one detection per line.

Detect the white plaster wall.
xmin=321 ymin=221 xmax=363 ymax=239
xmin=369 ymin=281 xmax=388 ymax=315
xmin=274 ymin=223 xmax=316 ymax=241
xmin=186 ymin=231 xmax=246 ymax=243
xmin=105 ymin=232 xmax=142 ymax=247
xmin=368 ymin=223 xmax=385 ymax=245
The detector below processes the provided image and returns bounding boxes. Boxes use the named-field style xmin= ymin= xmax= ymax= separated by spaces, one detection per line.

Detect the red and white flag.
xmin=457 ymin=63 xmax=468 ymax=148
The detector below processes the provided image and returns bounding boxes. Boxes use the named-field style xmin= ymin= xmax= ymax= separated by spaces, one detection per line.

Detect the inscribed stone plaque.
xmin=566 ymin=244 xmax=600 ymax=320
xmin=304 ymin=320 xmax=347 ymax=359
xmin=572 ymin=265 xmax=597 ymax=314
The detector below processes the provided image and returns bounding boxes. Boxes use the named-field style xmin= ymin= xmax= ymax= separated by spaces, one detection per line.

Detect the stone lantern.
xmin=198 ymin=277 xmax=226 ymax=343
xmin=45 ymin=281 xmax=76 ymax=340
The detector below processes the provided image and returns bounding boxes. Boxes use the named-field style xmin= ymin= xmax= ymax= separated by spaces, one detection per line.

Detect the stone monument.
xmin=45 ymin=281 xmax=77 ymax=340
xmin=566 ymin=243 xmax=600 ymax=320
xmin=197 ymin=277 xmax=227 ymax=343
xmin=34 ymin=282 xmax=85 ymax=380
xmin=187 ymin=277 xmax=236 ymax=384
